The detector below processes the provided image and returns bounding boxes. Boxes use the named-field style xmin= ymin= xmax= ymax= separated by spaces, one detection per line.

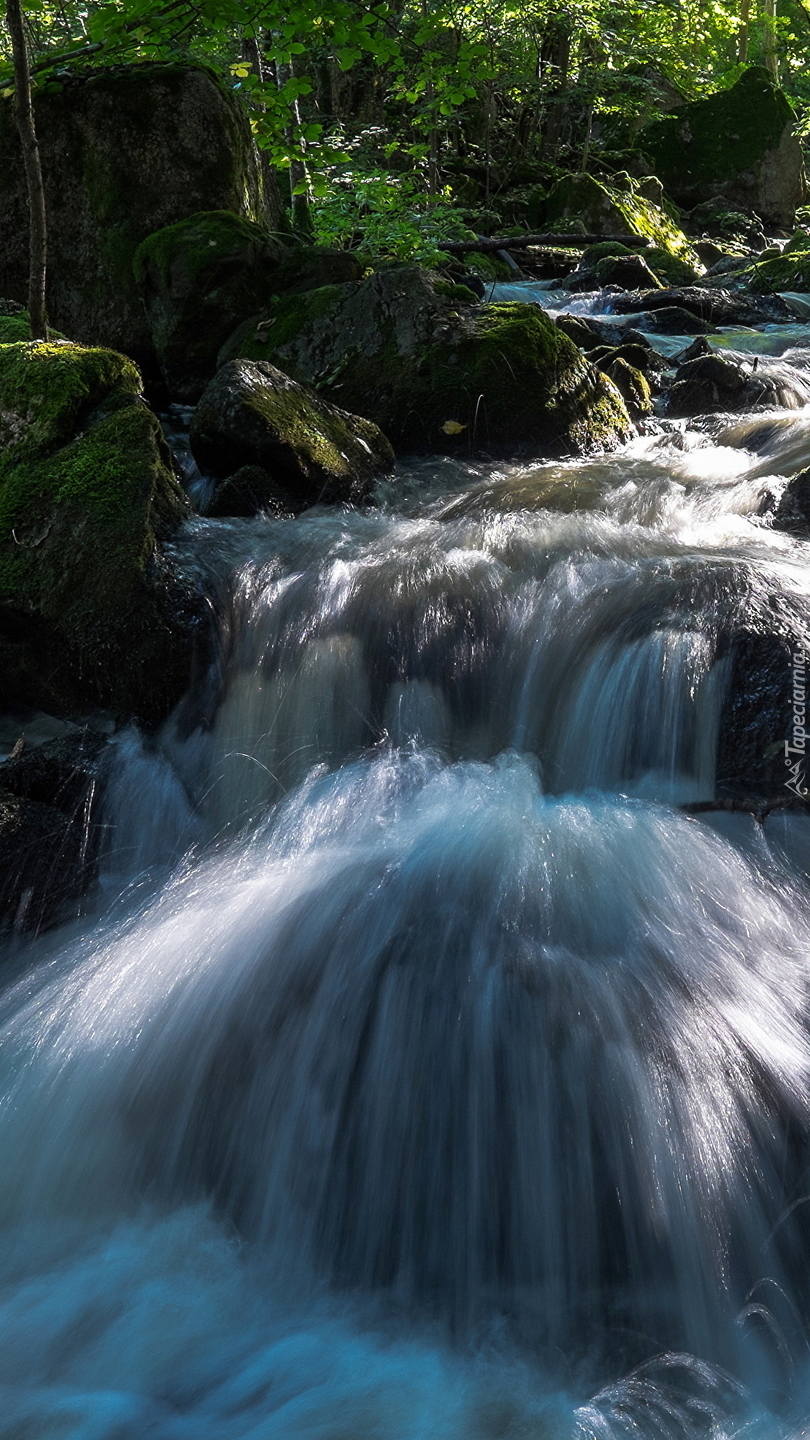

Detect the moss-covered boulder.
xmin=0 ymin=63 xmax=279 ymax=372
xmin=592 ymin=254 xmax=663 ymax=290
xmin=643 ymin=68 xmax=806 ymax=226
xmin=544 ymin=172 xmax=698 ymax=262
xmin=134 ymin=211 xmax=290 ymax=402
xmin=190 ymin=360 xmax=394 ymax=508
xmin=218 ymin=266 xmax=633 ymax=456
xmin=0 ymin=341 xmax=208 ymax=722
xmin=749 ymin=246 xmax=810 ymax=294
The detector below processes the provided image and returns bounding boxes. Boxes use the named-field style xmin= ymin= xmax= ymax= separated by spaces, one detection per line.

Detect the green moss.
xmin=464 ymin=251 xmax=512 ymax=281
xmin=784 ymin=229 xmax=810 ymax=254
xmin=644 ymin=67 xmax=794 ymax=198
xmin=0 ymin=341 xmax=141 ymax=457
xmin=217 ymin=285 xmax=346 ymax=369
xmin=0 ymin=402 xmax=183 ymax=641
xmin=133 ymin=210 xmax=276 ymax=292
xmin=0 ymin=314 xmax=67 ymax=344
xmin=644 ymin=247 xmax=701 ymax=285
xmin=581 ymin=241 xmax=633 ymax=264
xmin=434 ymin=280 xmax=478 ymax=305
xmin=749 ymin=249 xmax=810 ymax=292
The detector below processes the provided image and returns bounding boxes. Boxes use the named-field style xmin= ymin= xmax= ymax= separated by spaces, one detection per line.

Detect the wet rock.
xmin=611 ymin=287 xmax=786 ymax=327
xmin=207 ymin=466 xmax=301 ymax=520
xmin=664 ymin=353 xmax=806 ymax=418
xmin=716 ymin=632 xmax=794 ymax=799
xmin=593 ymin=254 xmax=664 ymax=291
xmin=601 ymin=356 xmax=653 ymax=419
xmin=643 ymin=66 xmax=806 ymax=226
xmin=0 ymin=729 xmax=108 ymax=812
xmin=554 ymin=314 xmax=622 ymax=351
xmin=219 ymin=266 xmax=633 ymax=457
xmin=0 ymin=341 xmax=211 ymax=723
xmin=0 ymin=63 xmax=279 ymax=372
xmin=771 ymin=468 xmax=810 ymax=536
xmin=190 ymin=361 xmax=395 ymax=506
xmin=750 ymin=246 xmax=810 ymax=296
xmin=134 ymin=211 xmax=290 ymax=403
xmin=626 ymin=307 xmax=716 ymax=336
xmin=0 ymin=788 xmax=91 ymax=935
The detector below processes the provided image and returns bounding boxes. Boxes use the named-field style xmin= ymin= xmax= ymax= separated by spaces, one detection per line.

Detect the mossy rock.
xmin=544 ymin=172 xmax=698 ymax=263
xmin=643 ymin=67 xmax=806 ymax=226
xmin=134 ymin=210 xmax=290 ymax=401
xmin=0 ymin=63 xmax=279 ymax=372
xmin=784 ymin=229 xmax=810 ymax=255
xmin=190 ymin=360 xmax=395 ymax=507
xmin=749 ymin=249 xmax=810 ymax=293
xmin=0 ymin=341 xmax=207 ymax=722
xmin=602 ymin=357 xmax=653 ymax=419
xmin=220 ymin=265 xmax=633 ymax=457
xmin=463 ymin=250 xmax=513 ymax=282
xmin=644 ymin=248 xmax=701 ymax=286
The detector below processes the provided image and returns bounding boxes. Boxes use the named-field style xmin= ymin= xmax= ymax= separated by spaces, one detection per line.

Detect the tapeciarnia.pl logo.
xmin=785 ymin=648 xmax=809 ymax=797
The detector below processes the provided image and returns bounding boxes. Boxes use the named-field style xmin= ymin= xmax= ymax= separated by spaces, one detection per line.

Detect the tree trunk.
xmin=5 ymin=0 xmax=47 ymax=338
xmin=738 ymin=0 xmax=750 ymax=61
xmin=274 ymin=52 xmax=314 ymax=237
xmin=761 ymin=0 xmax=778 ymax=78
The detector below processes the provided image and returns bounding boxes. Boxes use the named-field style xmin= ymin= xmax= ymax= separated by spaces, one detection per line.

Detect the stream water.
xmin=7 ymin=286 xmax=810 ymax=1437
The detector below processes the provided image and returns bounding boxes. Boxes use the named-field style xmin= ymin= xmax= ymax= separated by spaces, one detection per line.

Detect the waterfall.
xmin=7 ymin=339 xmax=810 ymax=1435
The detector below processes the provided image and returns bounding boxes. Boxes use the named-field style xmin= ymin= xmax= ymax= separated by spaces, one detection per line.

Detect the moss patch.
xmin=0 ymin=341 xmax=141 ymax=457
xmin=749 ymin=248 xmax=810 ymax=293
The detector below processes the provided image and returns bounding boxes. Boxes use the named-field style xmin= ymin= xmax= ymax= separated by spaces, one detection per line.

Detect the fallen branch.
xmin=437 ymin=233 xmax=652 ymax=254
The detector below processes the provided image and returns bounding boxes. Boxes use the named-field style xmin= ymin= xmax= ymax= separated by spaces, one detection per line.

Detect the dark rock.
xmin=554 ymin=314 xmax=622 ymax=351
xmin=772 ymin=468 xmax=810 ymax=536
xmin=593 ymin=254 xmax=664 ymax=291
xmin=219 ymin=266 xmax=633 ymax=457
xmin=665 ymin=353 xmax=807 ymax=417
xmin=602 ymin=357 xmax=653 ymax=419
xmin=716 ymin=632 xmax=794 ymax=799
xmin=207 ymin=465 xmax=301 ymax=519
xmin=134 ymin=211 xmax=290 ymax=403
xmin=0 ymin=341 xmax=211 ymax=723
xmin=643 ymin=67 xmax=806 ymax=226
xmin=625 ymin=307 xmax=716 ymax=336
xmin=0 ymin=63 xmax=279 ymax=372
xmin=0 ymin=788 xmax=92 ymax=935
xmin=190 ymin=361 xmax=395 ymax=505
xmin=687 ymin=200 xmax=767 ymax=249
xmin=0 ymin=729 xmax=107 ymax=812
xmin=611 ymin=285 xmax=790 ymax=326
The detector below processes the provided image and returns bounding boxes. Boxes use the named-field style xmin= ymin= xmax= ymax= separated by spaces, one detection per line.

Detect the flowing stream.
xmin=8 ymin=289 xmax=810 ymax=1437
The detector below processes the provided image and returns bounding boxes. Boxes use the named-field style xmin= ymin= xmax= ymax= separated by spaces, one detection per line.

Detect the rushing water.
xmin=9 ymin=291 xmax=810 ymax=1437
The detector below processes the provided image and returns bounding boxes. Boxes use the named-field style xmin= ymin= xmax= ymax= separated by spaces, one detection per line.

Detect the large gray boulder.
xmin=643 ymin=67 xmax=806 ymax=226
xmin=0 ymin=62 xmax=280 ymax=371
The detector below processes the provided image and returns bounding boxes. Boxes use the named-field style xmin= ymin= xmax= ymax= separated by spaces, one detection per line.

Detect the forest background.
xmin=0 ymin=0 xmax=807 ymax=264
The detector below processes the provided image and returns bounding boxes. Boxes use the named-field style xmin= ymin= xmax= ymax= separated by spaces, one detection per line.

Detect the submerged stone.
xmin=0 ymin=63 xmax=278 ymax=371
xmin=643 ymin=67 xmax=806 ymax=226
xmin=219 ymin=266 xmax=633 ymax=457
xmin=0 ymin=341 xmax=208 ymax=722
xmin=190 ymin=361 xmax=395 ymax=507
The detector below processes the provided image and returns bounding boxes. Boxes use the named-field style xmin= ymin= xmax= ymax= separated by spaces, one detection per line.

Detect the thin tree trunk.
xmin=5 ymin=0 xmax=47 ymax=338
xmin=275 ymin=52 xmax=313 ymax=237
xmin=761 ymin=0 xmax=778 ymax=78
xmin=738 ymin=0 xmax=750 ymax=61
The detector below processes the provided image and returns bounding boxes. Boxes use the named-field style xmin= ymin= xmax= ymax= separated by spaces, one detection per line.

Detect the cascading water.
xmin=8 ymin=292 xmax=810 ymax=1437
